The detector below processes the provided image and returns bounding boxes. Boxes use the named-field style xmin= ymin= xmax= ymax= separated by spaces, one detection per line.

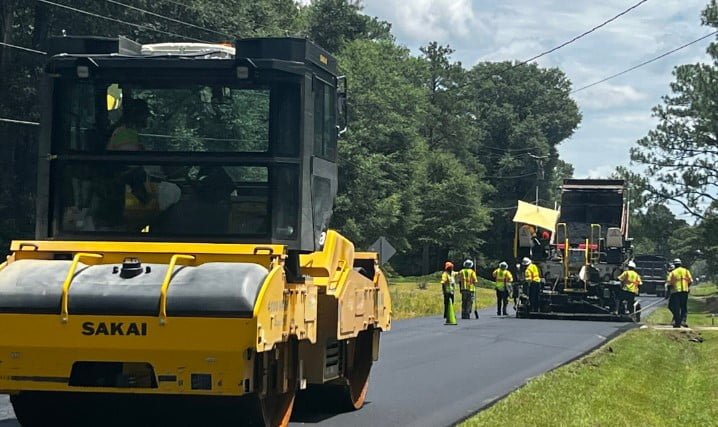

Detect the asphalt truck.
xmin=633 ymin=254 xmax=669 ymax=297
xmin=512 ymin=179 xmax=638 ymax=321
xmin=0 ymin=36 xmax=391 ymax=427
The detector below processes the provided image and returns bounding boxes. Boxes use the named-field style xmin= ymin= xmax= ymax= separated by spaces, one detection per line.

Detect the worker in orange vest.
xmin=441 ymin=261 xmax=457 ymax=325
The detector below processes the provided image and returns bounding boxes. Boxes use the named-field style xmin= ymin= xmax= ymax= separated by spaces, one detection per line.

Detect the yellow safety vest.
xmin=492 ymin=268 xmax=513 ymax=291
xmin=524 ymin=264 xmax=540 ymax=282
xmin=108 ymin=126 xmax=140 ymax=150
xmin=618 ymin=270 xmax=642 ymax=294
xmin=441 ymin=271 xmax=455 ymax=294
xmin=459 ymin=268 xmax=477 ymax=292
xmin=669 ymin=267 xmax=693 ymax=293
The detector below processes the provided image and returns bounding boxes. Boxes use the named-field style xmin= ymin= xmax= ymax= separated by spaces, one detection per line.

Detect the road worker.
xmin=522 ymin=257 xmax=541 ymax=312
xmin=664 ymin=263 xmax=675 ymax=300
xmin=107 ymin=98 xmax=150 ymax=151
xmin=667 ymin=258 xmax=693 ymax=328
xmin=512 ymin=263 xmax=521 ymax=310
xmin=441 ymin=261 xmax=457 ymax=325
xmin=617 ymin=261 xmax=642 ymax=314
xmin=492 ymin=261 xmax=513 ymax=316
xmin=459 ymin=259 xmax=478 ymax=319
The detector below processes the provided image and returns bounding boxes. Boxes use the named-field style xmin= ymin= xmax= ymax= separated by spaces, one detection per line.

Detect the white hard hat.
xmin=499 ymin=261 xmax=508 ymax=269
xmin=628 ymin=261 xmax=636 ymax=269
xmin=673 ymin=258 xmax=682 ymax=265
xmin=463 ymin=259 xmax=474 ymax=268
xmin=521 ymin=257 xmax=531 ymax=266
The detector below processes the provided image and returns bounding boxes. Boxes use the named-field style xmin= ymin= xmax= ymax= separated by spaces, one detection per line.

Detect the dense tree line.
xmin=0 ymin=0 xmax=582 ymax=274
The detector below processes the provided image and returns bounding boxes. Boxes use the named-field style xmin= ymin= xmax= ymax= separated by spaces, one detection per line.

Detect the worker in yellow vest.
xmin=667 ymin=258 xmax=693 ymax=328
xmin=441 ymin=261 xmax=457 ymax=325
xmin=459 ymin=259 xmax=478 ymax=319
xmin=492 ymin=261 xmax=513 ymax=316
xmin=522 ymin=257 xmax=541 ymax=312
xmin=617 ymin=261 xmax=642 ymax=315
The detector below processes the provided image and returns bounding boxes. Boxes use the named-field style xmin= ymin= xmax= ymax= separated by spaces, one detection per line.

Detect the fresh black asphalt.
xmin=0 ymin=297 xmax=664 ymax=427
xmin=290 ymin=296 xmax=664 ymax=427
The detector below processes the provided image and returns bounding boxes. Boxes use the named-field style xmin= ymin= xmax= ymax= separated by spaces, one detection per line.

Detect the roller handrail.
xmin=61 ymin=252 xmax=104 ymax=322
xmin=589 ymin=224 xmax=602 ymax=264
xmin=159 ymin=254 xmax=196 ymax=325
xmin=556 ymin=223 xmax=569 ymax=288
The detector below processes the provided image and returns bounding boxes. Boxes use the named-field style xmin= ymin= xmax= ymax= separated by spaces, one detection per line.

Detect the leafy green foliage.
xmin=631 ymin=1 xmax=718 ymax=220
xmin=413 ymin=152 xmax=491 ymax=252
xmin=302 ymin=0 xmax=391 ymax=53
xmin=332 ymin=39 xmax=427 ymax=252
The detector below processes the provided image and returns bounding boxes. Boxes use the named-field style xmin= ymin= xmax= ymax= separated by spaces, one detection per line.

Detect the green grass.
xmin=388 ymin=278 xmax=496 ymax=320
xmin=646 ymin=283 xmax=718 ymax=327
xmin=690 ymin=283 xmax=717 ymax=297
xmin=463 ymin=329 xmax=718 ymax=426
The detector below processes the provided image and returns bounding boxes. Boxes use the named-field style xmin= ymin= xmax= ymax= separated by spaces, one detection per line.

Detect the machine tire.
xmin=293 ymin=330 xmax=374 ymax=416
xmin=344 ymin=329 xmax=373 ymax=410
xmin=10 ymin=393 xmax=46 ymax=427
xmin=632 ymin=303 xmax=641 ymax=323
xmin=256 ymin=340 xmax=299 ymax=427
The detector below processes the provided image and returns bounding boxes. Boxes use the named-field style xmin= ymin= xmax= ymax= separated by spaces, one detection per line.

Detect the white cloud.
xmin=365 ymin=0 xmax=488 ymax=48
xmin=586 ymin=164 xmax=616 ymax=179
xmin=596 ymin=113 xmax=657 ymax=130
xmin=573 ymin=84 xmax=648 ymax=110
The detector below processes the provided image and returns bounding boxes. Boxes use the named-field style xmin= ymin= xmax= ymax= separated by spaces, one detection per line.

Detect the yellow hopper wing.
xmin=512 ymin=200 xmax=560 ymax=232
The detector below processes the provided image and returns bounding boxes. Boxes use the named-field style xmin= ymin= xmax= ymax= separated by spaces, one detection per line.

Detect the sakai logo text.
xmin=82 ymin=322 xmax=148 ymax=336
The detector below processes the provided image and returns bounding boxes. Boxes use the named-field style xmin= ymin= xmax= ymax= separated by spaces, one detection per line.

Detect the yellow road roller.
xmin=0 ymin=36 xmax=391 ymax=426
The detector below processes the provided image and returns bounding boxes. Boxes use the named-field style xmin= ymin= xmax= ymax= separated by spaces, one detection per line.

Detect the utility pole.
xmin=528 ymin=154 xmax=547 ymax=206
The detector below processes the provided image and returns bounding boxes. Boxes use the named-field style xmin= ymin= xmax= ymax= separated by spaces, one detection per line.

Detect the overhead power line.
xmin=38 ymin=0 xmax=208 ymax=43
xmin=484 ymin=171 xmax=537 ymax=179
xmin=0 ymin=118 xmax=40 ymax=126
xmin=0 ymin=41 xmax=46 ymax=55
xmin=516 ymin=0 xmax=650 ymax=67
xmin=483 ymin=145 xmax=536 ymax=154
xmin=101 ymin=0 xmax=232 ymax=39
xmin=571 ymin=30 xmax=718 ymax=94
xmin=463 ymin=1 xmax=650 ymax=92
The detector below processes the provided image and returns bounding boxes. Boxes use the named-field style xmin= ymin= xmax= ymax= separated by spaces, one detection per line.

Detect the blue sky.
xmin=350 ymin=0 xmax=714 ymax=178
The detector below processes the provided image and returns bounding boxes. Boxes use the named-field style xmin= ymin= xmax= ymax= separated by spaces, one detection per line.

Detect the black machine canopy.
xmin=37 ymin=36 xmax=344 ymax=252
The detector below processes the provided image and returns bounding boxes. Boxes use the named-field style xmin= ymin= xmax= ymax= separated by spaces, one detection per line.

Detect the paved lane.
xmin=0 ymin=297 xmax=664 ymax=427
xmin=291 ymin=296 xmax=664 ymax=427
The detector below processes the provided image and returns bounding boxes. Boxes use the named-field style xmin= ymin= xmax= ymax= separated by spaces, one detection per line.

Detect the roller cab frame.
xmin=0 ymin=36 xmax=391 ymax=427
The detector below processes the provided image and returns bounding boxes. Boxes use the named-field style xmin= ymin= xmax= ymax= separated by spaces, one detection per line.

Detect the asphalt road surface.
xmin=0 ymin=296 xmax=664 ymax=427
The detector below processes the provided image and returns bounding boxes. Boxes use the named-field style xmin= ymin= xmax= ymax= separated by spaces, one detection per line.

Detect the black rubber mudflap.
xmin=11 ymin=391 xmax=265 ymax=427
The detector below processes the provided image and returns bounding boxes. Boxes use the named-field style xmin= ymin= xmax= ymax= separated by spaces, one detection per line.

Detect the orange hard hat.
xmin=444 ymin=261 xmax=454 ymax=270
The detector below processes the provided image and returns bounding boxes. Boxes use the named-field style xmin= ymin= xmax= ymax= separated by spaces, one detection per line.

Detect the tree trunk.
xmin=31 ymin=0 xmax=50 ymax=51
xmin=421 ymin=244 xmax=429 ymax=276
xmin=0 ymin=0 xmax=16 ymax=74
